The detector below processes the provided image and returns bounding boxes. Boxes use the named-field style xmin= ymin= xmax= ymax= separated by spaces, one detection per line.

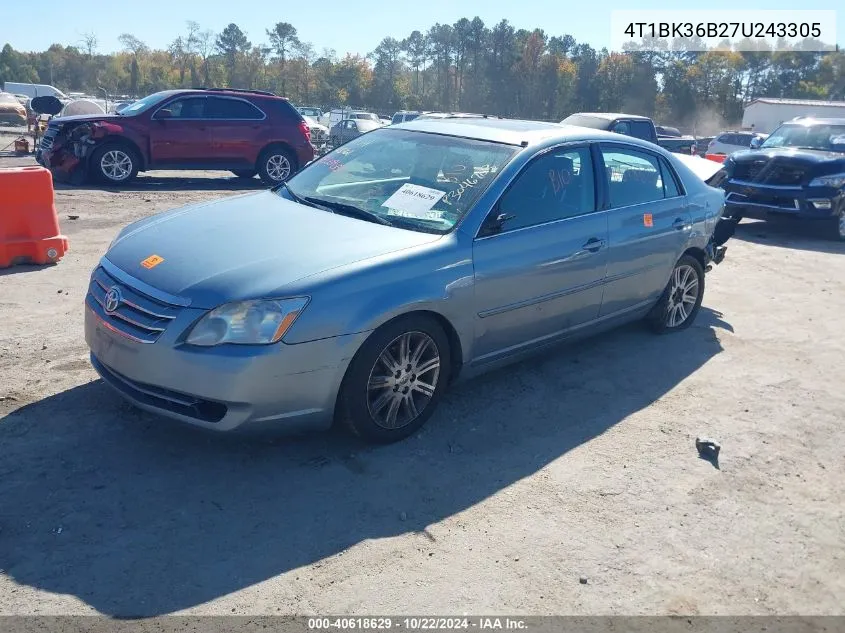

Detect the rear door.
xmin=597 ymin=143 xmax=690 ymax=317
xmin=205 ymin=96 xmax=266 ymax=167
xmin=149 ymin=96 xmax=210 ymax=166
xmin=471 ymin=144 xmax=609 ymax=361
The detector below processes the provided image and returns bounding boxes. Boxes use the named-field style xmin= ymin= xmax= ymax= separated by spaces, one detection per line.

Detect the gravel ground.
xmin=0 ymin=152 xmax=844 ymax=617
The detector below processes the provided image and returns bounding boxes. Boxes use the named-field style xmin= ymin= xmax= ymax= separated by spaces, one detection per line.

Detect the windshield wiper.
xmin=301 ymin=196 xmax=393 ymax=226
xmin=278 ymin=181 xmax=306 ymax=203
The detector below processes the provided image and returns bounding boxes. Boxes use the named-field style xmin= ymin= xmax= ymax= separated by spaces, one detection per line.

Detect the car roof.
xmin=395 ymin=117 xmax=663 ymax=149
xmin=780 ymin=117 xmax=845 ymax=125
xmin=565 ymin=112 xmax=652 ymax=122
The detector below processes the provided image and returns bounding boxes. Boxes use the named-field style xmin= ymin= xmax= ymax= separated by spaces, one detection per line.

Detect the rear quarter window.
xmin=264 ymin=98 xmax=304 ymax=122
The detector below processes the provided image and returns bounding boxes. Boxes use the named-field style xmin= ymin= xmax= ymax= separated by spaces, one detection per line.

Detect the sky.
xmin=1 ymin=0 xmax=842 ymax=56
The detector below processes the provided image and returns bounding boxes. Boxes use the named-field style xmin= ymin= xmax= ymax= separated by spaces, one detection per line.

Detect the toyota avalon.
xmin=85 ymin=117 xmax=729 ymax=443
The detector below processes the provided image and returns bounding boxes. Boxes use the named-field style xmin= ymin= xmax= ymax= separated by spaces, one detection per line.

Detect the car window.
xmin=628 ymin=120 xmax=655 ymax=140
xmin=392 ymin=114 xmax=403 ymax=124
xmin=601 ymin=146 xmax=666 ymax=207
xmin=159 ymin=97 xmax=206 ymax=119
xmin=659 ymin=157 xmax=683 ymax=198
xmin=287 ymin=128 xmax=518 ymax=234
xmin=611 ymin=121 xmax=632 ymax=136
xmin=205 ymin=97 xmax=264 ymax=119
xmin=496 ymin=146 xmax=596 ymax=231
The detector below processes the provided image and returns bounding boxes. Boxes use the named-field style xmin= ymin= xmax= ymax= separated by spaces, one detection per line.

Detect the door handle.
xmin=582 ymin=237 xmax=606 ymax=252
xmin=564 ymin=238 xmax=606 ymax=262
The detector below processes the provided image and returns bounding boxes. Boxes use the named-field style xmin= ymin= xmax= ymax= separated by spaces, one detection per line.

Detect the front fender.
xmin=281 ymin=240 xmax=477 ymax=364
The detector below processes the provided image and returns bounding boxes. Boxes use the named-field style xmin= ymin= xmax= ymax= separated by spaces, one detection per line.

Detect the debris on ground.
xmin=696 ymin=437 xmax=721 ymax=469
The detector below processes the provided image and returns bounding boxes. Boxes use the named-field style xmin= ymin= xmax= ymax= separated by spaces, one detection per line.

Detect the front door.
xmin=148 ymin=96 xmax=211 ymax=166
xmin=471 ymin=144 xmax=609 ymax=362
xmin=597 ymin=143 xmax=692 ymax=316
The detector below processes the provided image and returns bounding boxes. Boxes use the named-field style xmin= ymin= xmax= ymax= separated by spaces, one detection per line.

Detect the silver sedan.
xmin=85 ymin=117 xmax=729 ymax=443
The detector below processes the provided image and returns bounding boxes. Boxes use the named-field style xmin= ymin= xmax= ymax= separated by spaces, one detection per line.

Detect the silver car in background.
xmin=85 ymin=118 xmax=728 ymax=443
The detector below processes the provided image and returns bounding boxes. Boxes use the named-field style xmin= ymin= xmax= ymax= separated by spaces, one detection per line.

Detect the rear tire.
xmin=90 ymin=142 xmax=139 ymax=185
xmin=257 ymin=146 xmax=296 ymax=185
xmin=338 ymin=315 xmax=451 ymax=444
xmin=646 ymin=255 xmax=705 ymax=334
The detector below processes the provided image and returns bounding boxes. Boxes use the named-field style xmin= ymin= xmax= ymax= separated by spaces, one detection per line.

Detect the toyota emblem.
xmin=104 ymin=286 xmax=122 ymax=314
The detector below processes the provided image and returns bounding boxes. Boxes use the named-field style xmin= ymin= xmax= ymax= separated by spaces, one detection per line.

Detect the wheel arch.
xmin=681 ymin=246 xmax=706 ymax=270
xmin=94 ymin=136 xmax=146 ymax=170
xmin=257 ymin=141 xmax=299 ymax=171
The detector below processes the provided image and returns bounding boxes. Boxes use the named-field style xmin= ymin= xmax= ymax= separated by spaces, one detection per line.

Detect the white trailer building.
xmin=742 ymin=98 xmax=845 ymax=134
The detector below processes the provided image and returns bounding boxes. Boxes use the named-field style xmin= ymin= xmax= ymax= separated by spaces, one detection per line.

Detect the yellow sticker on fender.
xmin=643 ymin=213 xmax=653 ymax=228
xmin=141 ymin=254 xmax=164 ymax=269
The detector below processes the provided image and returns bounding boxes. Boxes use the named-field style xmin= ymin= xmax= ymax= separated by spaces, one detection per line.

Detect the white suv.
xmin=707 ymin=131 xmax=767 ymax=156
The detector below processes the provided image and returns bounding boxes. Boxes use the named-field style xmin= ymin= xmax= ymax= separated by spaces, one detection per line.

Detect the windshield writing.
xmin=762 ymin=124 xmax=845 ymax=152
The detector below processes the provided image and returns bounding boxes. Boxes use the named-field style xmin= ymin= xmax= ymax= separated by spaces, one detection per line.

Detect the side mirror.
xmin=749 ymin=137 xmax=762 ymax=150
xmin=479 ymin=211 xmax=515 ymax=237
xmin=156 ymin=109 xmax=173 ymax=120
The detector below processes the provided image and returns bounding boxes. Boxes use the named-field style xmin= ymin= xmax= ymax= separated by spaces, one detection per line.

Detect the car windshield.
xmin=761 ymin=123 xmax=845 ymax=152
xmin=282 ymin=128 xmax=519 ymax=234
xmin=117 ymin=91 xmax=174 ymax=115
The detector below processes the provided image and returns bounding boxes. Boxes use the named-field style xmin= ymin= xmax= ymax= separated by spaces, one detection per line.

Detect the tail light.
xmin=298 ymin=120 xmax=311 ymax=142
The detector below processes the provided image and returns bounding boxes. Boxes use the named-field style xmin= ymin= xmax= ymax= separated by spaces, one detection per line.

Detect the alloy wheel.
xmin=665 ymin=264 xmax=700 ymax=328
xmin=100 ymin=150 xmax=133 ymax=182
xmin=366 ymin=331 xmax=441 ymax=430
xmin=838 ymin=215 xmax=845 ymax=240
xmin=266 ymin=154 xmax=291 ymax=182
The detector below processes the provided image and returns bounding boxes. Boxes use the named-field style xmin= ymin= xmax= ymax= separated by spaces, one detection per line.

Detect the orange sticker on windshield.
xmin=141 ymin=254 xmax=164 ymax=269
xmin=643 ymin=213 xmax=654 ymax=228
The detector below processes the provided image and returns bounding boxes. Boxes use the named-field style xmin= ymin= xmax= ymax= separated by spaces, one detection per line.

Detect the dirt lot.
xmin=1 ymin=148 xmax=844 ymax=617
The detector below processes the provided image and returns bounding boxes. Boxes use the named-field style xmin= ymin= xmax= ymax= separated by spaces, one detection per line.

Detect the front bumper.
xmin=85 ymin=300 xmax=368 ymax=434
xmin=723 ymin=179 xmax=845 ymax=222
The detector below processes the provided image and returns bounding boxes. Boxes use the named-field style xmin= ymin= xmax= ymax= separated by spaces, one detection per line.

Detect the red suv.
xmin=37 ymin=88 xmax=314 ymax=185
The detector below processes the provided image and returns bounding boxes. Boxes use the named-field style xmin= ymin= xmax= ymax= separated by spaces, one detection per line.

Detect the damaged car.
xmin=720 ymin=117 xmax=845 ymax=241
xmin=85 ymin=118 xmax=730 ymax=443
xmin=36 ymin=88 xmax=314 ymax=186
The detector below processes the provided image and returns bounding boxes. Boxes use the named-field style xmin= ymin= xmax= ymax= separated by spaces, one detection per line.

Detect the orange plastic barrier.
xmin=0 ymin=166 xmax=69 ymax=268
xmin=705 ymin=153 xmax=727 ymax=163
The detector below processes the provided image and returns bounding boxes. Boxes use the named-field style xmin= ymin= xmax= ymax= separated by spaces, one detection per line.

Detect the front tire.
xmin=830 ymin=214 xmax=845 ymax=242
xmin=338 ymin=315 xmax=451 ymax=444
xmin=647 ymin=255 xmax=705 ymax=334
xmin=257 ymin=146 xmax=295 ymax=186
xmin=232 ymin=169 xmax=256 ymax=179
xmin=91 ymin=143 xmax=139 ymax=185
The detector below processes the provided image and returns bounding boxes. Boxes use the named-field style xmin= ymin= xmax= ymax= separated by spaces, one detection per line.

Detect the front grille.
xmin=733 ymin=159 xmax=767 ymax=181
xmin=86 ymin=266 xmax=181 ymax=343
xmin=40 ymin=131 xmax=56 ymax=151
xmin=765 ymin=164 xmax=807 ymax=186
xmin=92 ymin=355 xmax=227 ymax=423
xmin=732 ymin=159 xmax=808 ymax=186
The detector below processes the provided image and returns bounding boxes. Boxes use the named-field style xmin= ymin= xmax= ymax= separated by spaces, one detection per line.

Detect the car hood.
xmin=105 ymin=191 xmax=442 ymax=308
xmin=52 ymin=113 xmax=124 ymax=126
xmin=731 ymin=147 xmax=845 ymax=165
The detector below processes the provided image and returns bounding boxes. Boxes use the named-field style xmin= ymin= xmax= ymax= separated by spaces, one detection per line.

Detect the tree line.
xmin=2 ymin=19 xmax=844 ymax=133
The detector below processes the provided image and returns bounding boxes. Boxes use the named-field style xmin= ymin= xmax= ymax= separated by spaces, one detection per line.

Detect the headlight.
xmin=809 ymin=173 xmax=845 ymax=189
xmin=185 ymin=297 xmax=310 ymax=346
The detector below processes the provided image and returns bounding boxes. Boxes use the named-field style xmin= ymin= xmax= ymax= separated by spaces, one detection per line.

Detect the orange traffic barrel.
xmin=0 ymin=166 xmax=69 ymax=268
xmin=705 ymin=153 xmax=727 ymax=163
